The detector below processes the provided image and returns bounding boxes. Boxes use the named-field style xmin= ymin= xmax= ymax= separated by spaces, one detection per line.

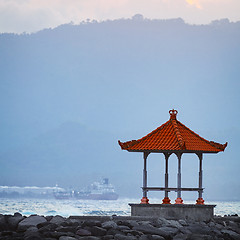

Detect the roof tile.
xmin=118 ymin=109 xmax=227 ymax=153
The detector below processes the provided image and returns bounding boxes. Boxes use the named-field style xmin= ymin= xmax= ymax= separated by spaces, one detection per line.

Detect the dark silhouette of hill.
xmin=0 ymin=16 xmax=240 ymax=199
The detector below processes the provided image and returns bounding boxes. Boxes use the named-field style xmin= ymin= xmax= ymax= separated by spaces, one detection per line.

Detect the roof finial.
xmin=169 ymin=109 xmax=178 ymax=120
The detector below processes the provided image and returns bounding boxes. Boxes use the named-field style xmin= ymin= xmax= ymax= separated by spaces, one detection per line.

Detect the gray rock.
xmin=1 ymin=231 xmax=13 ymax=236
xmin=76 ymin=228 xmax=92 ymax=236
xmin=117 ymin=225 xmax=130 ymax=231
xmin=7 ymin=212 xmax=24 ymax=230
xmin=151 ymin=235 xmax=165 ymax=240
xmin=138 ymin=235 xmax=149 ymax=240
xmin=24 ymin=226 xmax=39 ymax=233
xmin=102 ymin=221 xmax=118 ymax=229
xmin=82 ymin=220 xmax=102 ymax=227
xmin=107 ymin=228 xmax=125 ymax=236
xmin=186 ymin=223 xmax=212 ymax=235
xmin=138 ymin=221 xmax=152 ymax=227
xmin=122 ymin=230 xmax=143 ymax=236
xmin=125 ymin=220 xmax=139 ymax=228
xmin=78 ymin=237 xmax=101 ymax=240
xmin=0 ymin=214 xmax=8 ymax=231
xmin=114 ymin=233 xmax=137 ymax=240
xmin=90 ymin=226 xmax=107 ymax=236
xmin=50 ymin=215 xmax=65 ymax=225
xmin=173 ymin=233 xmax=188 ymax=240
xmin=102 ymin=235 xmax=114 ymax=240
xmin=166 ymin=220 xmax=182 ymax=229
xmin=221 ymin=229 xmax=240 ymax=240
xmin=228 ymin=221 xmax=240 ymax=233
xmin=24 ymin=235 xmax=42 ymax=240
xmin=156 ymin=217 xmax=170 ymax=227
xmin=132 ymin=225 xmax=170 ymax=238
xmin=158 ymin=226 xmax=179 ymax=237
xmin=24 ymin=226 xmax=41 ymax=240
xmin=56 ymin=226 xmax=77 ymax=232
xmin=18 ymin=215 xmax=47 ymax=231
xmin=59 ymin=237 xmax=78 ymax=240
xmin=43 ymin=231 xmax=75 ymax=238
xmin=178 ymin=219 xmax=188 ymax=226
xmin=186 ymin=234 xmax=214 ymax=240
xmin=38 ymin=223 xmax=58 ymax=233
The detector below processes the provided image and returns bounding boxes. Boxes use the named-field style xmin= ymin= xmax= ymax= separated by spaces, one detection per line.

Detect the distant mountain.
xmin=0 ymin=17 xmax=240 ymax=199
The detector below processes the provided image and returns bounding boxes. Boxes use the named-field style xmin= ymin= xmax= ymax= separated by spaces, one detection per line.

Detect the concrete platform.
xmin=129 ymin=204 xmax=216 ymax=221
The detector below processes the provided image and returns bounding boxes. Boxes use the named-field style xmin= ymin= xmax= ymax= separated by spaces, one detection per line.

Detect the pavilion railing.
xmin=142 ymin=187 xmax=204 ymax=192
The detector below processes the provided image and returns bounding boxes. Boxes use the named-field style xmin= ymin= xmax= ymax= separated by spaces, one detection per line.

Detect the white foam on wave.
xmin=0 ymin=198 xmax=239 ymax=217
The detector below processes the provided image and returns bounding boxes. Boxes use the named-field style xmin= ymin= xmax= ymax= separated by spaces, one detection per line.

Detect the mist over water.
xmin=0 ymin=18 xmax=240 ymax=201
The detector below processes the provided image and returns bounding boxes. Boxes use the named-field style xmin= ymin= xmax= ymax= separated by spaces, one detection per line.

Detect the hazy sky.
xmin=0 ymin=0 xmax=240 ymax=33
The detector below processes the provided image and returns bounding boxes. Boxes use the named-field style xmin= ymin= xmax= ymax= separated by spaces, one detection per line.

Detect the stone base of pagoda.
xmin=129 ymin=204 xmax=216 ymax=221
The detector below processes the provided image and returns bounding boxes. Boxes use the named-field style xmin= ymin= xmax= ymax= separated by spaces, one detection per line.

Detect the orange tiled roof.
xmin=118 ymin=109 xmax=227 ymax=153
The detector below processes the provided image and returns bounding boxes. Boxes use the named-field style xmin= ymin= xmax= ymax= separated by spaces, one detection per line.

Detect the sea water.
xmin=0 ymin=198 xmax=239 ymax=217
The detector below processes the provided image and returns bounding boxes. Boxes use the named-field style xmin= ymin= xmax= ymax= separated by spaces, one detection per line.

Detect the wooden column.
xmin=196 ymin=153 xmax=204 ymax=204
xmin=175 ymin=153 xmax=183 ymax=204
xmin=141 ymin=152 xmax=149 ymax=204
xmin=162 ymin=153 xmax=171 ymax=204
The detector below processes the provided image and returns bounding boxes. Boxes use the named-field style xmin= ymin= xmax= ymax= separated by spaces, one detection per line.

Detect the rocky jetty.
xmin=0 ymin=213 xmax=240 ymax=240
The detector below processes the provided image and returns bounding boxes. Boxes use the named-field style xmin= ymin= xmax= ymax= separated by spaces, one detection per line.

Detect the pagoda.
xmin=118 ymin=109 xmax=227 ymax=207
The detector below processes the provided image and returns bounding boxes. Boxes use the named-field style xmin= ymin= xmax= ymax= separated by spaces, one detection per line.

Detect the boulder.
xmin=50 ymin=215 xmax=66 ymax=225
xmin=0 ymin=214 xmax=8 ymax=231
xmin=1 ymin=230 xmax=13 ymax=236
xmin=90 ymin=226 xmax=107 ymax=236
xmin=56 ymin=226 xmax=77 ymax=232
xmin=102 ymin=221 xmax=118 ymax=229
xmin=24 ymin=226 xmax=41 ymax=240
xmin=158 ymin=226 xmax=179 ymax=237
xmin=132 ymin=225 xmax=170 ymax=239
xmin=7 ymin=212 xmax=24 ymax=230
xmin=76 ymin=228 xmax=92 ymax=236
xmin=117 ymin=225 xmax=130 ymax=231
xmin=138 ymin=235 xmax=148 ymax=240
xmin=77 ymin=237 xmax=101 ymax=240
xmin=221 ymin=229 xmax=240 ymax=240
xmin=167 ymin=220 xmax=183 ymax=229
xmin=38 ymin=223 xmax=58 ymax=233
xmin=186 ymin=234 xmax=214 ymax=240
xmin=114 ymin=233 xmax=137 ymax=240
xmin=122 ymin=230 xmax=143 ymax=236
xmin=59 ymin=237 xmax=78 ymax=240
xmin=173 ymin=233 xmax=188 ymax=240
xmin=107 ymin=228 xmax=125 ymax=236
xmin=156 ymin=218 xmax=170 ymax=227
xmin=43 ymin=231 xmax=75 ymax=239
xmin=102 ymin=235 xmax=114 ymax=240
xmin=151 ymin=235 xmax=165 ymax=240
xmin=178 ymin=219 xmax=188 ymax=227
xmin=18 ymin=215 xmax=47 ymax=231
xmin=82 ymin=220 xmax=102 ymax=227
xmin=126 ymin=220 xmax=139 ymax=228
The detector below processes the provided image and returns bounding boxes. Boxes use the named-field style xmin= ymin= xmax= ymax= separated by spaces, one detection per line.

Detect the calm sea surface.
xmin=0 ymin=198 xmax=239 ymax=217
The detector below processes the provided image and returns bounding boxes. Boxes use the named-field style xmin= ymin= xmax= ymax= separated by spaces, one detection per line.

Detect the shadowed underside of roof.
xmin=118 ymin=109 xmax=227 ymax=153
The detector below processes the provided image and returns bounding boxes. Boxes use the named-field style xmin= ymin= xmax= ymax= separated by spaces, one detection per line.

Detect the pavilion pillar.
xmin=175 ymin=153 xmax=183 ymax=204
xmin=162 ymin=153 xmax=171 ymax=204
xmin=196 ymin=153 xmax=204 ymax=205
xmin=141 ymin=152 xmax=149 ymax=204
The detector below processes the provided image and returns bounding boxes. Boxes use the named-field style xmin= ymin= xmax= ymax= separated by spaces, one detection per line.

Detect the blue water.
xmin=0 ymin=198 xmax=239 ymax=217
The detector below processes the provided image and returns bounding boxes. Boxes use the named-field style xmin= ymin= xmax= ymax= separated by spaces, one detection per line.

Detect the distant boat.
xmin=74 ymin=178 xmax=118 ymax=200
xmin=54 ymin=178 xmax=118 ymax=200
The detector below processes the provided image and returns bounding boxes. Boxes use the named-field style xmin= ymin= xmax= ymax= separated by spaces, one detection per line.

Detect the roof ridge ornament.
xmin=169 ymin=109 xmax=186 ymax=150
xmin=169 ymin=109 xmax=178 ymax=120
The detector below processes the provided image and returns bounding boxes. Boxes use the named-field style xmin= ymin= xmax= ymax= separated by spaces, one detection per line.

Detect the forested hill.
xmin=0 ymin=17 xmax=240 ymax=199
